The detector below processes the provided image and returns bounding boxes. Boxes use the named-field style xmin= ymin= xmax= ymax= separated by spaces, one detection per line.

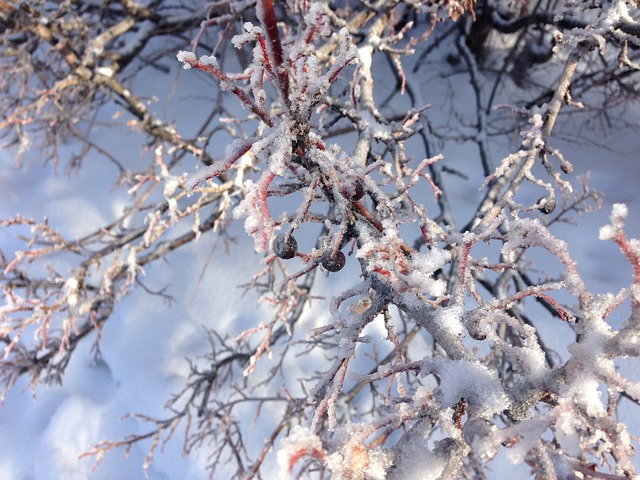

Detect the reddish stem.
xmin=255 ymin=34 xmax=276 ymax=78
xmin=190 ymin=59 xmax=273 ymax=127
xmin=258 ymin=171 xmax=276 ymax=251
xmin=353 ymin=200 xmax=384 ymax=232
xmin=420 ymin=225 xmax=430 ymax=244
xmin=614 ymin=231 xmax=640 ymax=310
xmin=458 ymin=242 xmax=474 ymax=289
xmin=257 ymin=0 xmax=290 ymax=107
xmin=615 ymin=231 xmax=640 ymax=286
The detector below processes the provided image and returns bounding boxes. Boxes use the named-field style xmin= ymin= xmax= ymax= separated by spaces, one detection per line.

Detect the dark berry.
xmin=351 ymin=180 xmax=365 ymax=201
xmin=468 ymin=323 xmax=487 ymax=340
xmin=273 ymin=234 xmax=298 ymax=259
xmin=561 ymin=161 xmax=574 ymax=174
xmin=322 ymin=251 xmax=346 ymax=272
xmin=537 ymin=196 xmax=556 ymax=214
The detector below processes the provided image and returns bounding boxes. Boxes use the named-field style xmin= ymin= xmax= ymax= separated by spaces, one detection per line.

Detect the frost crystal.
xmin=199 ymin=55 xmax=218 ymax=67
xmin=251 ymin=122 xmax=293 ymax=176
xmin=605 ymin=0 xmax=634 ymax=27
xmin=598 ymin=224 xmax=616 ymax=241
xmin=176 ymin=50 xmax=196 ymax=69
xmin=599 ymin=203 xmax=628 ymax=240
xmin=520 ymin=111 xmax=545 ymax=148
xmin=232 ymin=171 xmax=276 ymax=252
xmin=232 ymin=22 xmax=263 ymax=48
xmin=64 ymin=277 xmax=79 ymax=309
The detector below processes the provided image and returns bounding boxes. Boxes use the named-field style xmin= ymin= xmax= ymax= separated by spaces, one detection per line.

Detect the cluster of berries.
xmin=273 ymin=233 xmax=346 ymax=272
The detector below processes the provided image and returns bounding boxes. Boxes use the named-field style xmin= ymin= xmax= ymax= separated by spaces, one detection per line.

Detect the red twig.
xmin=288 ymin=445 xmax=325 ymax=474
xmin=186 ymin=57 xmax=273 ymax=127
xmin=615 ymin=231 xmax=640 ymax=286
xmin=257 ymin=0 xmax=290 ymax=107
xmin=353 ymin=200 xmax=384 ymax=232
xmin=255 ymin=33 xmax=276 ymax=78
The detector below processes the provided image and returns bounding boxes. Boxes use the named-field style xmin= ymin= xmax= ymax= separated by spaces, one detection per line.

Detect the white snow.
xmin=433 ymin=305 xmax=465 ymax=338
xmin=428 ymin=358 xmax=511 ymax=418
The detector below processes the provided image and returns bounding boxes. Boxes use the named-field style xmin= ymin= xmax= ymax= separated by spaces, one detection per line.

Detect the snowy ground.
xmin=1 ymin=25 xmax=639 ymax=480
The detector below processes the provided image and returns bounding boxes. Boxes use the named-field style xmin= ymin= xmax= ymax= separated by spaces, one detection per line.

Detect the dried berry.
xmin=322 ymin=251 xmax=346 ymax=272
xmin=351 ymin=180 xmax=365 ymax=201
xmin=560 ymin=161 xmax=574 ymax=174
xmin=537 ymin=196 xmax=556 ymax=214
xmin=273 ymin=233 xmax=298 ymax=259
xmin=468 ymin=324 xmax=487 ymax=340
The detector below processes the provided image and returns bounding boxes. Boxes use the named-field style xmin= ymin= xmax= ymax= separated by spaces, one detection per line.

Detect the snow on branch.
xmin=184 ymin=136 xmax=258 ymax=190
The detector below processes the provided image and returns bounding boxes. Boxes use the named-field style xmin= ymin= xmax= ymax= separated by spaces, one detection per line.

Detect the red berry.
xmin=274 ymin=234 xmax=298 ymax=259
